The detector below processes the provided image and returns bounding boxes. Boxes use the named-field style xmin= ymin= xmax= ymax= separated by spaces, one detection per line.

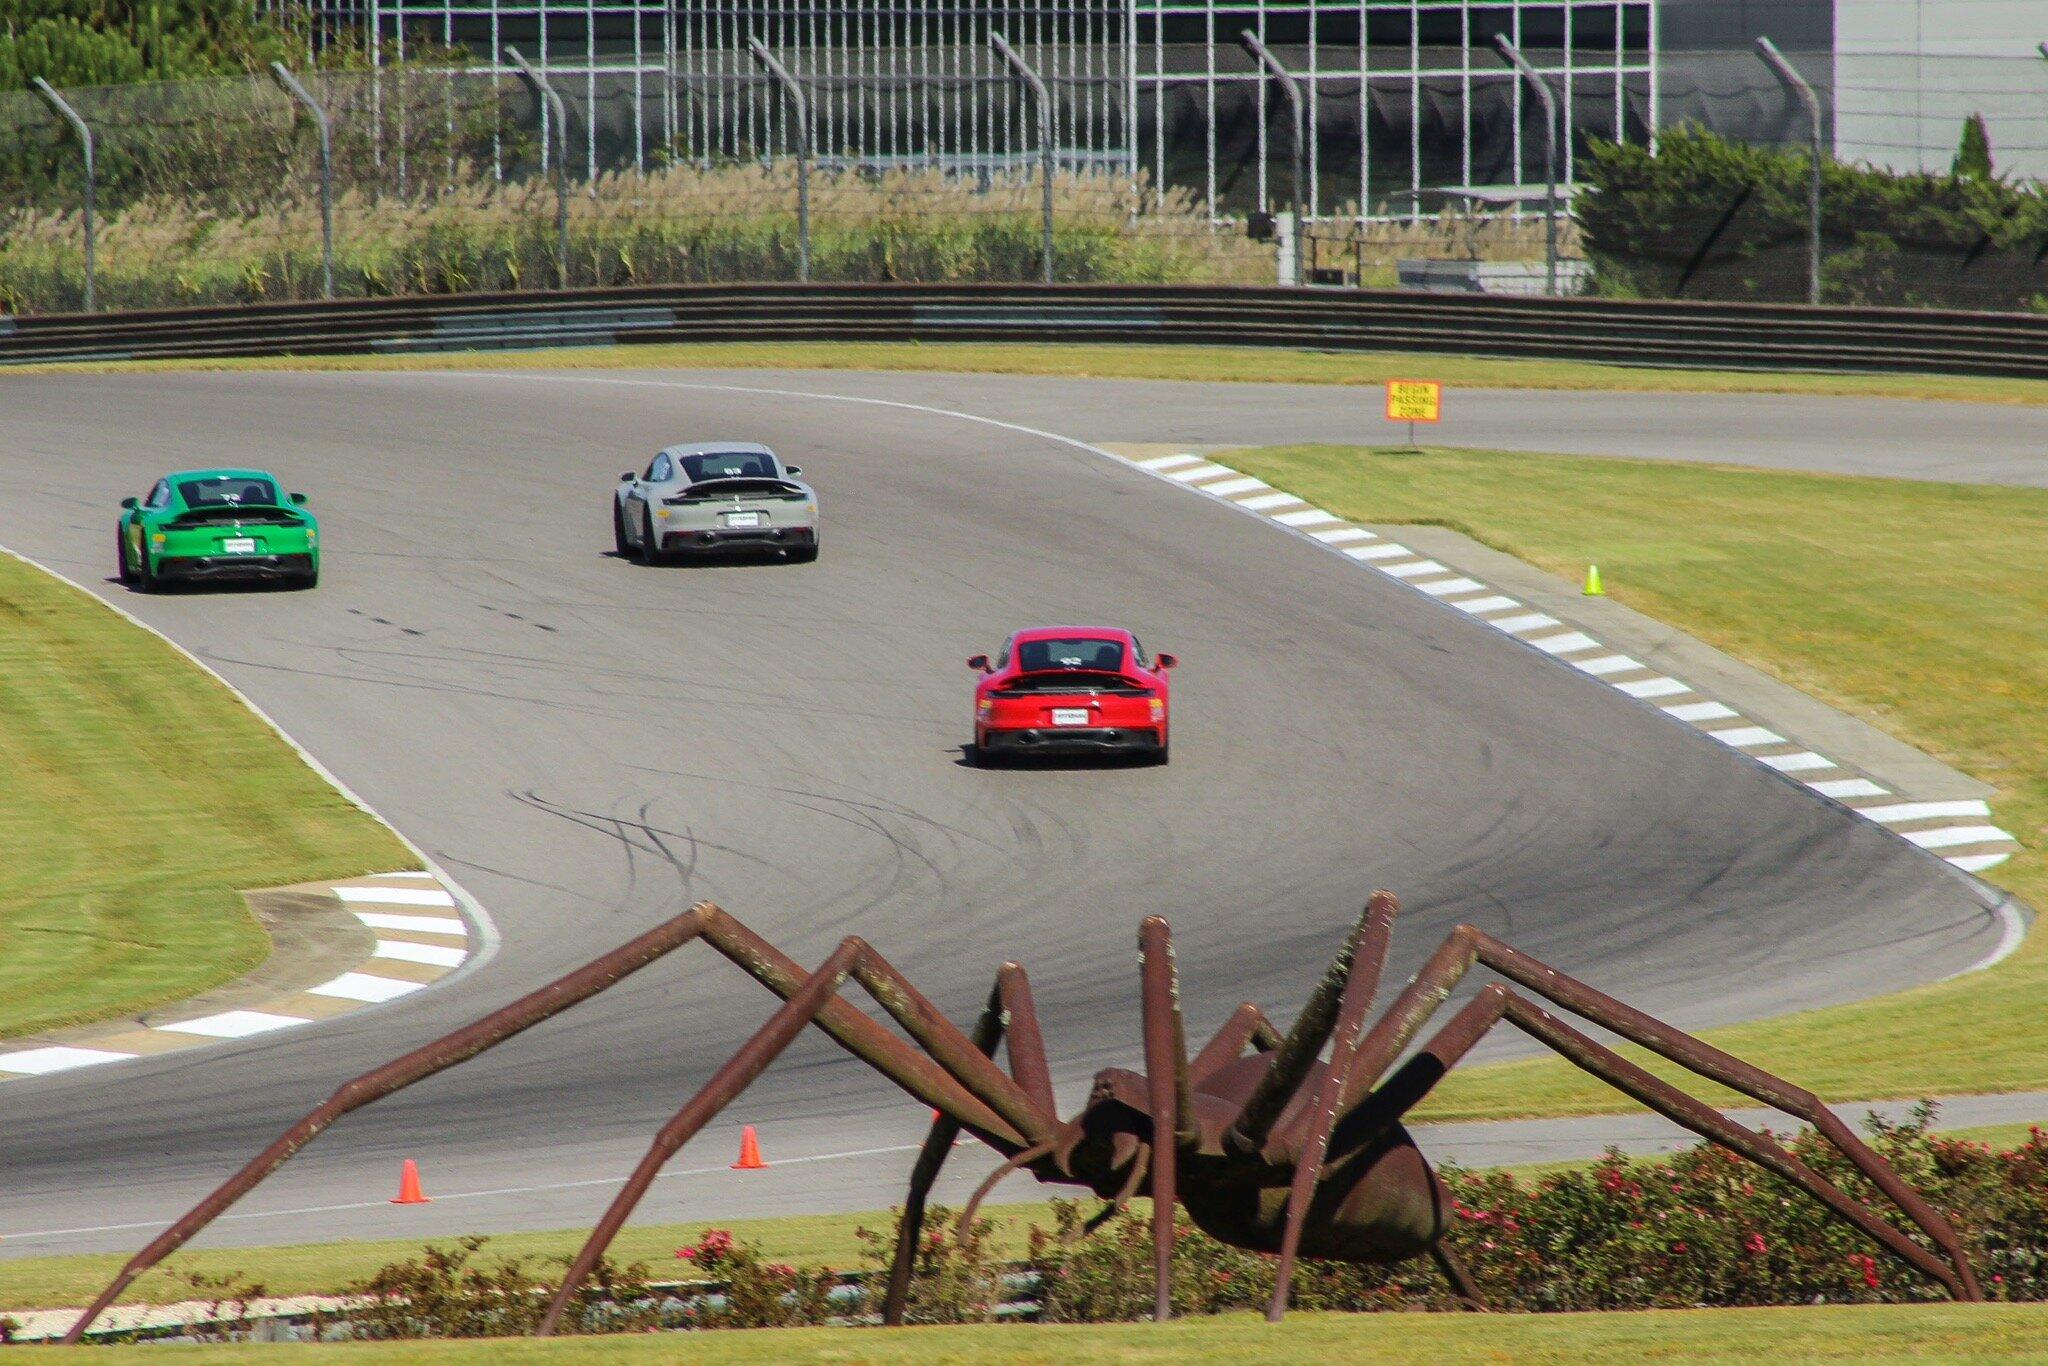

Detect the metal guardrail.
xmin=2 ymin=284 xmax=2046 ymax=380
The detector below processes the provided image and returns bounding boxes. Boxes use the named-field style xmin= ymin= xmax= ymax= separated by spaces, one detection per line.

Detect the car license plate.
xmin=725 ymin=511 xmax=764 ymax=528
xmin=222 ymin=538 xmax=256 ymax=554
xmin=1052 ymin=708 xmax=1090 ymax=726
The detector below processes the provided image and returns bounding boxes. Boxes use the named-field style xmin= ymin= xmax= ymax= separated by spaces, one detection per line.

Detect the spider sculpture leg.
xmin=1252 ymin=927 xmax=1983 ymax=1319
xmin=63 ymin=907 xmax=719 ymax=1344
xmin=1188 ymin=1001 xmax=1283 ymax=1084
xmin=540 ymin=935 xmax=1071 ymax=1333
xmin=1138 ymin=916 xmax=1197 ymax=1321
xmin=1261 ymin=891 xmax=1400 ymax=1320
xmin=882 ymin=962 xmax=1055 ymax=1325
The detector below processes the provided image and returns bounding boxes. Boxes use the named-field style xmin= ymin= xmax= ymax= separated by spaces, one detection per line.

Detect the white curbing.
xmin=1113 ymin=448 xmax=2023 ymax=901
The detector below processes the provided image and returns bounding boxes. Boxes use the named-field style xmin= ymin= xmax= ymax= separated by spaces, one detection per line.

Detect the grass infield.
xmin=0 ymin=551 xmax=416 ymax=1040
xmin=1213 ymin=444 xmax=2044 ymax=1122
xmin=61 ymin=1305 xmax=2048 ymax=1361
xmin=11 ymin=340 xmax=2048 ymax=407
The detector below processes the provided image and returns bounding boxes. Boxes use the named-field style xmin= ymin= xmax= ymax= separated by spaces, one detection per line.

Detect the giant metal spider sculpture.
xmin=67 ymin=895 xmax=1980 ymax=1342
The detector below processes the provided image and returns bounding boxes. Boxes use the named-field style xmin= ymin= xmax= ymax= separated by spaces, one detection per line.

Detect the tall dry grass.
xmin=0 ymin=165 xmax=1283 ymax=313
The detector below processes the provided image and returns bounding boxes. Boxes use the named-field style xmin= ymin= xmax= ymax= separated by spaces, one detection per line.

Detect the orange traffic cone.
xmin=389 ymin=1158 xmax=431 ymax=1205
xmin=731 ymin=1125 xmax=768 ymax=1170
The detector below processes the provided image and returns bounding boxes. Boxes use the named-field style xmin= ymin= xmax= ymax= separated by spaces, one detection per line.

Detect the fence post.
xmin=270 ymin=63 xmax=335 ymax=300
xmin=1239 ymin=31 xmax=1304 ymax=287
xmin=504 ymin=45 xmax=571 ymax=288
xmin=1490 ymin=37 xmax=1560 ymax=298
xmin=747 ymin=37 xmax=810 ymax=284
xmin=990 ymin=30 xmax=1054 ymax=285
xmin=30 ymin=78 xmax=95 ymax=312
xmin=1755 ymin=36 xmax=1823 ymax=306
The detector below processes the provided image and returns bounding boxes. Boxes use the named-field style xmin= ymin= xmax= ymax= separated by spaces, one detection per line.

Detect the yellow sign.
xmin=1385 ymin=379 xmax=1443 ymax=423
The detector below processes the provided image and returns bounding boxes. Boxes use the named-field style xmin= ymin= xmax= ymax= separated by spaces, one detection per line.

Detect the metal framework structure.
xmin=65 ymin=893 xmax=1983 ymax=1343
xmin=282 ymin=0 xmax=1658 ymax=218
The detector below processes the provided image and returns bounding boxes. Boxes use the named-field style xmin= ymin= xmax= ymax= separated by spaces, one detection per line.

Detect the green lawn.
xmin=19 ymin=340 xmax=2048 ymax=407
xmin=0 ymin=551 xmax=416 ymax=1040
xmin=1213 ymin=445 xmax=2044 ymax=1121
xmin=64 ymin=1305 xmax=2048 ymax=1363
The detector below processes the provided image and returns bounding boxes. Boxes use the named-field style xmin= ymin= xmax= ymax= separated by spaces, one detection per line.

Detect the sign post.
xmin=1384 ymin=379 xmax=1442 ymax=450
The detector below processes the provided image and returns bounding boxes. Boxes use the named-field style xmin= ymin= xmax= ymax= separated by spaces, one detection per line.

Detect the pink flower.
xmin=1744 ymin=1232 xmax=1768 ymax=1255
xmin=675 ymin=1247 xmax=697 ymax=1260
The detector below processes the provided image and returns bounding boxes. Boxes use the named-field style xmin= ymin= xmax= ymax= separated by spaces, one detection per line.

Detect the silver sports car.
xmin=613 ymin=442 xmax=819 ymax=563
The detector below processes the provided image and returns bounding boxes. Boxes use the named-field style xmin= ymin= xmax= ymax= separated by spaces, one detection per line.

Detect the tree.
xmin=1952 ymin=113 xmax=1993 ymax=180
xmin=0 ymin=1 xmax=297 ymax=93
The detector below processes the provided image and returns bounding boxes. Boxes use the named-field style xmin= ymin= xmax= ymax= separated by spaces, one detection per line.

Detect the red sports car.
xmin=968 ymin=626 xmax=1176 ymax=765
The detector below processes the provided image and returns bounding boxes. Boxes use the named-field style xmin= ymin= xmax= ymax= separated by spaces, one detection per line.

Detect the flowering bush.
xmin=990 ymin=1107 xmax=2048 ymax=1321
xmin=851 ymin=1205 xmax=1010 ymax=1325
xmin=347 ymin=1235 xmax=673 ymax=1338
xmin=671 ymin=1228 xmax=835 ymax=1329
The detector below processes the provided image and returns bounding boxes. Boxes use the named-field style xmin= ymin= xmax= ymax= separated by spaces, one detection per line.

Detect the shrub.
xmin=851 ymin=1205 xmax=1010 ymax=1324
xmin=671 ymin=1228 xmax=837 ymax=1330
xmin=991 ymin=1107 xmax=2047 ymax=1321
xmin=1578 ymin=125 xmax=2048 ymax=310
xmin=346 ymin=1235 xmax=672 ymax=1338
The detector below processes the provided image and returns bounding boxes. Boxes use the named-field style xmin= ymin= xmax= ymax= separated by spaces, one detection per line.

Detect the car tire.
xmin=295 ymin=565 xmax=320 ymax=590
xmin=1154 ymin=737 xmax=1171 ymax=766
xmin=638 ymin=507 xmax=663 ymax=565
xmin=788 ymin=541 xmax=820 ymax=564
xmin=612 ymin=499 xmax=630 ymax=557
xmin=117 ymin=527 xmax=137 ymax=586
xmin=968 ymin=740 xmax=992 ymax=768
xmin=135 ymin=538 xmax=157 ymax=593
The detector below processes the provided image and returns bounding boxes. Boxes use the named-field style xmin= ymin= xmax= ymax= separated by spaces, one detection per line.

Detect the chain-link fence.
xmin=3 ymin=42 xmax=2044 ymax=316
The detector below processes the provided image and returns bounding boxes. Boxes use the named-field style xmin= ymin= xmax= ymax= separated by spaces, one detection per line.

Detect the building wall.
xmin=1833 ymin=0 xmax=2048 ymax=179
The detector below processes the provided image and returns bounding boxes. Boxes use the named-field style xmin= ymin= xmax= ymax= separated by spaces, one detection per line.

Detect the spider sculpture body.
xmin=67 ymin=895 xmax=1980 ymax=1343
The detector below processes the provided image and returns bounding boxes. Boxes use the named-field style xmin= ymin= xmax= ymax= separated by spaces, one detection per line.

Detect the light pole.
xmin=1490 ymin=37 xmax=1559 ymax=298
xmin=1756 ymin=36 xmax=1823 ymax=305
xmin=30 ymin=78 xmax=94 ymax=312
xmin=270 ymin=63 xmax=334 ymax=300
xmin=991 ymin=30 xmax=1054 ymax=284
xmin=748 ymin=37 xmax=811 ymax=283
xmin=505 ymin=45 xmax=571 ymax=288
xmin=1239 ymin=30 xmax=1304 ymax=286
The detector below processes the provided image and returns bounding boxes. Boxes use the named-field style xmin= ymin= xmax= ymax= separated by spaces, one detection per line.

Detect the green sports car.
xmin=118 ymin=468 xmax=319 ymax=590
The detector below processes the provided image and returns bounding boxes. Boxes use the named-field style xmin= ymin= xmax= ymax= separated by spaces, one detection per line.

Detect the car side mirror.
xmin=1156 ymin=653 xmax=1179 ymax=670
xmin=120 ymin=497 xmax=138 ymax=509
xmin=621 ymin=471 xmax=636 ymax=482
xmin=967 ymin=654 xmax=990 ymax=672
xmin=289 ymin=492 xmax=308 ymax=505
xmin=785 ymin=465 xmax=803 ymax=476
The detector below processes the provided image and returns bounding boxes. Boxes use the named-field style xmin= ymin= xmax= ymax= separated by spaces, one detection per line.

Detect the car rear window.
xmin=1016 ymin=638 xmax=1126 ymax=673
xmin=180 ymin=476 xmax=279 ymax=508
xmin=679 ymin=452 xmax=779 ymax=482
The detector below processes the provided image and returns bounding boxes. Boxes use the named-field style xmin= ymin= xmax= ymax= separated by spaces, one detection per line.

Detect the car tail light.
xmin=1148 ymin=696 xmax=1165 ymax=721
xmin=977 ymin=698 xmax=994 ymax=716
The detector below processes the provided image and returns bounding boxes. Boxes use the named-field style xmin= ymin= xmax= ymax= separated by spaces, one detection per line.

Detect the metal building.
xmin=294 ymin=2 xmax=2045 ymax=217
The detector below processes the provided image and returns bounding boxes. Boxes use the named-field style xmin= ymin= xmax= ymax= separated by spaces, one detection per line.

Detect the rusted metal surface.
xmin=62 ymin=904 xmax=720 ymax=1344
xmin=75 ymin=891 xmax=1984 ymax=1340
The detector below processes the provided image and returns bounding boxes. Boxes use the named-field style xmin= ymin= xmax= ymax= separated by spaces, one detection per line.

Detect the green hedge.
xmin=1579 ymin=127 xmax=2048 ymax=311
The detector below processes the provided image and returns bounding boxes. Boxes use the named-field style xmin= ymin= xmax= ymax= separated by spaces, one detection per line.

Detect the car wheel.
xmin=117 ymin=526 xmax=137 ymax=585
xmin=1154 ymin=736 xmax=1171 ymax=766
xmin=135 ymin=537 xmax=157 ymax=593
xmin=638 ymin=508 xmax=663 ymax=565
xmin=612 ymin=499 xmax=630 ymax=557
xmin=296 ymin=565 xmax=320 ymax=590
xmin=788 ymin=542 xmax=820 ymax=564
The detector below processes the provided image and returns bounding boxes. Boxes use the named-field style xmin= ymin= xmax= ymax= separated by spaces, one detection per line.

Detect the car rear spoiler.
xmin=169 ymin=504 xmax=302 ymax=525
xmin=666 ymin=477 xmax=806 ymax=502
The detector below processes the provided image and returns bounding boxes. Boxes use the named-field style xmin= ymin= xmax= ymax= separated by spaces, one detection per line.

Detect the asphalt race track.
xmin=0 ymin=368 xmax=2020 ymax=1261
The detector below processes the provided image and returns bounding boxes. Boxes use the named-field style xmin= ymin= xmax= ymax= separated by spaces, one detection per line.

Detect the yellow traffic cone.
xmin=1583 ymin=564 xmax=1605 ymax=597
